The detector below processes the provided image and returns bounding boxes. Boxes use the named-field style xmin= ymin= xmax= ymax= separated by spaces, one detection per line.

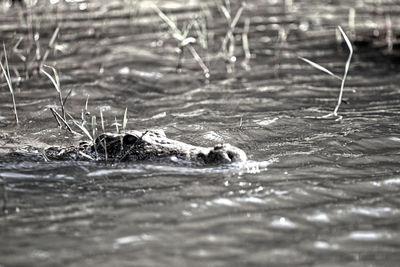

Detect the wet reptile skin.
xmin=45 ymin=129 xmax=247 ymax=165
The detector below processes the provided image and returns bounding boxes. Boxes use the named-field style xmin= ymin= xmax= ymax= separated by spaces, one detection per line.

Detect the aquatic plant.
xmin=91 ymin=115 xmax=99 ymax=159
xmin=91 ymin=116 xmax=98 ymax=143
xmin=0 ymin=43 xmax=19 ymax=124
xmin=120 ymin=107 xmax=128 ymax=151
xmin=81 ymin=95 xmax=90 ymax=126
xmin=66 ymin=98 xmax=98 ymax=143
xmin=218 ymin=1 xmax=246 ymax=73
xmin=241 ymin=18 xmax=251 ymax=70
xmin=385 ymin=15 xmax=393 ymax=53
xmin=63 ymin=106 xmax=130 ymax=161
xmin=299 ymin=25 xmax=353 ymax=120
xmin=100 ymin=109 xmax=108 ymax=161
xmin=50 ymin=107 xmax=74 ymax=134
xmin=68 ymin=113 xmax=92 ymax=141
xmin=113 ymin=116 xmax=120 ymax=134
xmin=39 ymin=27 xmax=60 ymax=70
xmin=13 ymin=1 xmax=60 ymax=80
xmin=122 ymin=107 xmax=128 ymax=133
xmin=40 ymin=65 xmax=67 ymax=120
xmin=151 ymin=3 xmax=210 ymax=78
xmin=193 ymin=15 xmax=208 ymax=50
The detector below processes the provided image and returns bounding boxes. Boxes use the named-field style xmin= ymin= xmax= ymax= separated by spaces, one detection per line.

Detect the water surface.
xmin=1 ymin=0 xmax=400 ymax=266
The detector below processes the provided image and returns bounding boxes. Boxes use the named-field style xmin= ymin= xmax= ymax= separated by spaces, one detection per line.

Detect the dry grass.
xmin=0 ymin=43 xmax=19 ymax=124
xmin=299 ymin=25 xmax=353 ymax=120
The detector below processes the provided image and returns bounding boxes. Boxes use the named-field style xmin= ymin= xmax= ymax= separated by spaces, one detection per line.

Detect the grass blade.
xmin=187 ymin=45 xmax=210 ymax=77
xmin=85 ymin=95 xmax=89 ymax=111
xmin=40 ymin=26 xmax=60 ymax=69
xmin=230 ymin=2 xmax=245 ymax=29
xmin=52 ymin=67 xmax=60 ymax=90
xmin=3 ymin=43 xmax=11 ymax=81
xmin=333 ymin=26 xmax=353 ymax=116
xmin=219 ymin=5 xmax=231 ymax=21
xmin=100 ymin=110 xmax=105 ymax=132
xmin=1 ymin=43 xmax=19 ymax=124
xmin=41 ymin=65 xmax=60 ymax=92
xmin=62 ymin=88 xmax=72 ymax=106
xmin=50 ymin=107 xmax=73 ymax=133
xmin=91 ymin=115 xmax=99 ymax=159
xmin=241 ymin=18 xmax=251 ymax=70
xmin=92 ymin=115 xmax=97 ymax=139
xmin=0 ymin=61 xmax=13 ymax=96
xmin=99 ymin=110 xmax=107 ymax=161
xmin=122 ymin=108 xmax=128 ymax=131
xmin=114 ymin=117 xmax=120 ymax=134
xmin=41 ymin=65 xmax=65 ymax=120
xmin=298 ymin=57 xmax=342 ymax=80
xmin=339 ymin=25 xmax=353 ymax=73
xmin=151 ymin=4 xmax=184 ymax=41
xmin=68 ymin=113 xmax=93 ymax=141
xmin=194 ymin=18 xmax=208 ymax=49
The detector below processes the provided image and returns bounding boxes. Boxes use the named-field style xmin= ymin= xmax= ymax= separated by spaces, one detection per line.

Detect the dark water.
xmin=1 ymin=0 xmax=400 ymax=266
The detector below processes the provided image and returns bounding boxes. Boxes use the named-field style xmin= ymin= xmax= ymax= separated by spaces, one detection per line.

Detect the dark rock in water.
xmin=45 ymin=129 xmax=247 ymax=165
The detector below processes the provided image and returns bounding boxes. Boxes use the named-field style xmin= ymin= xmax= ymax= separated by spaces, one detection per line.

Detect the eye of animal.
xmin=123 ymin=134 xmax=137 ymax=144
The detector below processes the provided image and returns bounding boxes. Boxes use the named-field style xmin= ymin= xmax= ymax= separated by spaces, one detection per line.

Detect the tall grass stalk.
xmin=219 ymin=2 xmax=246 ymax=73
xmin=40 ymin=26 xmax=60 ymax=69
xmin=119 ymin=108 xmax=128 ymax=150
xmin=112 ymin=116 xmax=123 ymax=150
xmin=13 ymin=6 xmax=59 ymax=79
xmin=68 ymin=113 xmax=93 ymax=141
xmin=100 ymin=110 xmax=108 ymax=161
xmin=299 ymin=25 xmax=353 ymax=119
xmin=348 ymin=8 xmax=355 ymax=35
xmin=122 ymin=107 xmax=128 ymax=132
xmin=241 ymin=18 xmax=251 ymax=70
xmin=41 ymin=149 xmax=50 ymax=162
xmin=41 ymin=65 xmax=66 ymax=120
xmin=151 ymin=4 xmax=182 ymax=40
xmin=298 ymin=57 xmax=342 ymax=80
xmin=50 ymin=107 xmax=74 ymax=133
xmin=81 ymin=95 xmax=90 ymax=125
xmin=194 ymin=16 xmax=208 ymax=50
xmin=100 ymin=110 xmax=105 ymax=132
xmin=385 ymin=15 xmax=393 ymax=53
xmin=151 ymin=4 xmax=209 ymax=78
xmin=92 ymin=116 xmax=98 ymax=142
xmin=333 ymin=26 xmax=353 ymax=116
xmin=12 ymin=37 xmax=26 ymax=62
xmin=44 ymin=27 xmax=59 ymax=58
xmin=92 ymin=115 xmax=98 ymax=159
xmin=114 ymin=117 xmax=120 ymax=134
xmin=0 ymin=43 xmax=19 ymax=124
xmin=62 ymin=88 xmax=73 ymax=107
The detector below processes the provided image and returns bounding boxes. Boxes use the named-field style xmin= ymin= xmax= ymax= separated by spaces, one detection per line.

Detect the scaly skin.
xmin=45 ymin=129 xmax=247 ymax=165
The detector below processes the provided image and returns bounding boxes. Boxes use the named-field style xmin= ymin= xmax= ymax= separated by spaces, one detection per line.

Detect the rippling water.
xmin=1 ymin=0 xmax=400 ymax=266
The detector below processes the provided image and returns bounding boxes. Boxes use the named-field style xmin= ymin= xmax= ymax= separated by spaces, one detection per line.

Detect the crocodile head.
xmin=201 ymin=143 xmax=247 ymax=164
xmin=87 ymin=130 xmax=248 ymax=165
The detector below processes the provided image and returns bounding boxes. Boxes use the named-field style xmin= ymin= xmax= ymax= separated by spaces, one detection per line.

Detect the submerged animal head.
xmin=202 ymin=144 xmax=247 ymax=164
xmin=84 ymin=130 xmax=248 ymax=165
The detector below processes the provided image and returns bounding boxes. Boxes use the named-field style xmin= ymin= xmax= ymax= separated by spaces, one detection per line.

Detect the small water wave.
xmin=87 ymin=158 xmax=277 ymax=177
